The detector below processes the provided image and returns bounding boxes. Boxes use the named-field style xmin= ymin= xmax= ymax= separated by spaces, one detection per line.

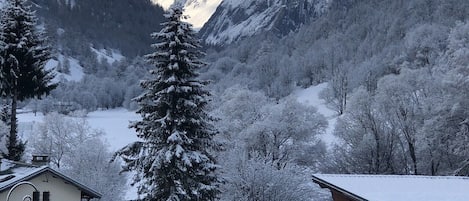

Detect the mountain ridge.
xmin=199 ymin=0 xmax=330 ymax=46
xmin=152 ymin=0 xmax=222 ymax=28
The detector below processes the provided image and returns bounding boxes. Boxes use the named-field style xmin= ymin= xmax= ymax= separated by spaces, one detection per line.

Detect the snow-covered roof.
xmin=313 ymin=174 xmax=469 ymax=201
xmin=0 ymin=159 xmax=101 ymax=199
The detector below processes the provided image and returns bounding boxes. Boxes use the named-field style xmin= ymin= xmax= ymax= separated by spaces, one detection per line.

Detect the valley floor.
xmin=16 ymin=83 xmax=335 ymax=200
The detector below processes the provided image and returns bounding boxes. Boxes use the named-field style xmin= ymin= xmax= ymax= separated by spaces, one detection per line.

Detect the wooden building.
xmin=313 ymin=174 xmax=469 ymax=201
xmin=0 ymin=158 xmax=101 ymax=201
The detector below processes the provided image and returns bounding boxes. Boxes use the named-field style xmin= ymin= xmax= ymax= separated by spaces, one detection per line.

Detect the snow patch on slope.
xmin=45 ymin=55 xmax=84 ymax=82
xmin=293 ymin=83 xmax=338 ymax=146
xmin=152 ymin=0 xmax=222 ymax=28
xmin=91 ymin=47 xmax=125 ymax=65
xmin=201 ymin=0 xmax=331 ymax=45
xmin=183 ymin=0 xmax=222 ymax=29
xmin=205 ymin=1 xmax=282 ymax=44
xmin=152 ymin=0 xmax=173 ymax=9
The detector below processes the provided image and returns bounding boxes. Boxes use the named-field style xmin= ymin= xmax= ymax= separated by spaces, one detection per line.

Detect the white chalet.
xmin=0 ymin=157 xmax=101 ymax=201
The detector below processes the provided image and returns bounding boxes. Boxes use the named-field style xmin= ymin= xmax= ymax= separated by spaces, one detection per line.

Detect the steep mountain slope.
xmin=0 ymin=0 xmax=167 ymax=112
xmin=199 ymin=0 xmax=330 ymax=45
xmin=152 ymin=0 xmax=222 ymax=28
xmin=31 ymin=0 xmax=165 ymax=57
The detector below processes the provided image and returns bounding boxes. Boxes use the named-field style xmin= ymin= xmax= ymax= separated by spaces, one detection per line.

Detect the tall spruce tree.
xmin=114 ymin=7 xmax=220 ymax=201
xmin=0 ymin=0 xmax=56 ymax=161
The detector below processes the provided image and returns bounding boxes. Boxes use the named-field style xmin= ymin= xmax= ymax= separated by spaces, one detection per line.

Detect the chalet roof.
xmin=312 ymin=174 xmax=469 ymax=201
xmin=0 ymin=159 xmax=102 ymax=199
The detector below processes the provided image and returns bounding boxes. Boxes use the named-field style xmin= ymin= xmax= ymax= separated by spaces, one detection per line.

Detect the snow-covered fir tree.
xmin=0 ymin=103 xmax=10 ymax=126
xmin=0 ymin=0 xmax=56 ymax=161
xmin=114 ymin=7 xmax=220 ymax=201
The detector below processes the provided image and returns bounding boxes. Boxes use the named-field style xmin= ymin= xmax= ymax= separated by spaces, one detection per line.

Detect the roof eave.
xmin=312 ymin=174 xmax=367 ymax=201
xmin=0 ymin=167 xmax=102 ymax=199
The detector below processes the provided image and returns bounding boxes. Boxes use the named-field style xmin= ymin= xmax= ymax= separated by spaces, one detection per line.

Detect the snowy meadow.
xmin=17 ymin=83 xmax=334 ymax=200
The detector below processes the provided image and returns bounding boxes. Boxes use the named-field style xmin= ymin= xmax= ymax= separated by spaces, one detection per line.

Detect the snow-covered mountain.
xmin=152 ymin=0 xmax=222 ymax=28
xmin=199 ymin=0 xmax=331 ymax=45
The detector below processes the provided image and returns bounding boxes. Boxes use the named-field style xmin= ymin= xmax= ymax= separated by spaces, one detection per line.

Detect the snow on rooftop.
xmin=313 ymin=174 xmax=469 ymax=201
xmin=0 ymin=160 xmax=45 ymax=190
xmin=0 ymin=160 xmax=15 ymax=171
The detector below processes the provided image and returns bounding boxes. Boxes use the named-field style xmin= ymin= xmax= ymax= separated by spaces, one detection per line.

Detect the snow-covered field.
xmin=18 ymin=108 xmax=140 ymax=200
xmin=18 ymin=108 xmax=140 ymax=151
xmin=86 ymin=109 xmax=140 ymax=150
xmin=18 ymin=83 xmax=336 ymax=150
xmin=16 ymin=83 xmax=335 ymax=199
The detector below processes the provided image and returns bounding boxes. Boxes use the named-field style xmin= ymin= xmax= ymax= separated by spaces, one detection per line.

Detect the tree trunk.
xmin=408 ymin=141 xmax=418 ymax=175
xmin=9 ymin=89 xmax=18 ymax=159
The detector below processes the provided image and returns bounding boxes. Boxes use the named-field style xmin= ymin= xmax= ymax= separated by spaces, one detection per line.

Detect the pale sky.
xmin=152 ymin=0 xmax=223 ymax=28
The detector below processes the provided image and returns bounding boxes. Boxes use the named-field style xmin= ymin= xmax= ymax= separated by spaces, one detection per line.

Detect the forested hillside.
xmin=201 ymin=0 xmax=469 ymax=199
xmin=3 ymin=0 xmax=469 ymax=200
xmin=32 ymin=0 xmax=165 ymax=57
xmin=14 ymin=0 xmax=167 ymax=114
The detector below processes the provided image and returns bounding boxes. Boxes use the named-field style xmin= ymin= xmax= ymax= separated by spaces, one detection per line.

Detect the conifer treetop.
xmin=0 ymin=0 xmax=56 ymax=101
xmin=115 ymin=6 xmax=220 ymax=201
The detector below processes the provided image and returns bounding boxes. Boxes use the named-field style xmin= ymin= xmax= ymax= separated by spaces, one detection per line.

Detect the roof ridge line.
xmin=313 ymin=173 xmax=469 ymax=180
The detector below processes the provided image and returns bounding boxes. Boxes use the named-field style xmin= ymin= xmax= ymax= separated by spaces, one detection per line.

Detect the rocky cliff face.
xmin=199 ymin=0 xmax=330 ymax=46
xmin=152 ymin=0 xmax=222 ymax=28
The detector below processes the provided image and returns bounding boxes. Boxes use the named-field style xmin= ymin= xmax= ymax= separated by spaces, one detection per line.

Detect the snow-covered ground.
xmin=45 ymin=55 xmax=85 ymax=82
xmin=86 ymin=109 xmax=140 ymax=150
xmin=17 ymin=108 xmax=140 ymax=151
xmin=293 ymin=83 xmax=338 ymax=146
xmin=90 ymin=47 xmax=125 ymax=65
xmin=16 ymin=83 xmax=335 ymax=199
xmin=18 ymin=108 xmax=140 ymax=200
xmin=19 ymin=84 xmax=336 ymax=150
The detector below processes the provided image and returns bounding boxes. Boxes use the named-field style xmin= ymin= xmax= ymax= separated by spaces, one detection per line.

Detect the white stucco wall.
xmin=0 ymin=171 xmax=82 ymax=201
